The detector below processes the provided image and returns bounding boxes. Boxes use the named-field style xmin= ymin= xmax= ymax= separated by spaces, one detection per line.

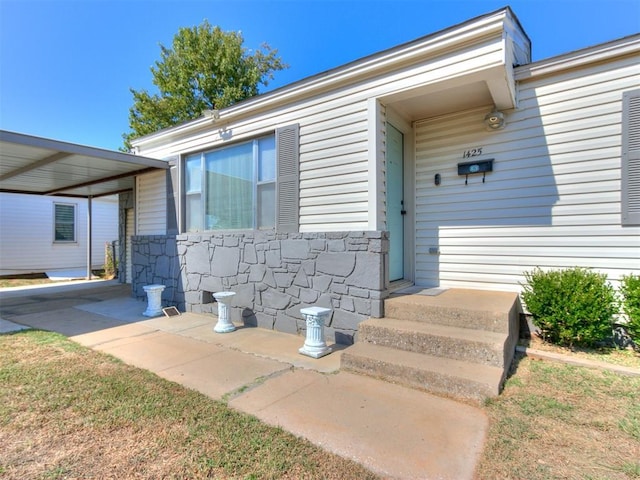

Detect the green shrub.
xmin=521 ymin=267 xmax=617 ymax=348
xmin=619 ymin=274 xmax=640 ymax=342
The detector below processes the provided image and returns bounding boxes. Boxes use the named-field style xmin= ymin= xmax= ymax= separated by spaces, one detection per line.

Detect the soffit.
xmin=386 ymin=81 xmax=494 ymax=121
xmin=0 ymin=130 xmax=169 ymax=198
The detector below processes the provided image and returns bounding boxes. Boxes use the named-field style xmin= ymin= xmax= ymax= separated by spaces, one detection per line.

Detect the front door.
xmin=387 ymin=124 xmax=404 ymax=281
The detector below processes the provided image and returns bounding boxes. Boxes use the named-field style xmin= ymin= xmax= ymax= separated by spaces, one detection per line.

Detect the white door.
xmin=387 ymin=124 xmax=404 ymax=281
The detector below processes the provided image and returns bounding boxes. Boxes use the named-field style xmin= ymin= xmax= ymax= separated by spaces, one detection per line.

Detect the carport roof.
xmin=0 ymin=130 xmax=169 ymax=198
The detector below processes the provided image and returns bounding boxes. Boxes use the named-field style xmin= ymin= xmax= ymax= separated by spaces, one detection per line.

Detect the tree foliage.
xmin=123 ymin=21 xmax=287 ymax=150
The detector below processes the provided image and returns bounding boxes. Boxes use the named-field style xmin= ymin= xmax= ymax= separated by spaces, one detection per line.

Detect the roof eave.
xmin=1 ymin=130 xmax=168 ymax=169
xmin=132 ymin=7 xmax=521 ymax=150
xmin=515 ymin=33 xmax=640 ymax=81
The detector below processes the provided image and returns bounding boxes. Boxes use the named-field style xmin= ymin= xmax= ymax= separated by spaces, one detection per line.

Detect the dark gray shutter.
xmin=276 ymin=124 xmax=300 ymax=233
xmin=622 ymin=89 xmax=640 ymax=225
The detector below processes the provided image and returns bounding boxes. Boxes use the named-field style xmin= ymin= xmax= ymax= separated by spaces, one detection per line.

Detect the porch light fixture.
xmin=484 ymin=110 xmax=505 ymax=130
xmin=203 ymin=109 xmax=220 ymax=121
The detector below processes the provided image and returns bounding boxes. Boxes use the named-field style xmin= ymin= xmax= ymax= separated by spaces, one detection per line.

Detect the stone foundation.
xmin=132 ymin=231 xmax=388 ymax=344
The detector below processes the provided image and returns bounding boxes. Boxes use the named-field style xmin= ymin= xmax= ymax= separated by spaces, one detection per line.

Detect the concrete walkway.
xmin=0 ymin=281 xmax=488 ymax=479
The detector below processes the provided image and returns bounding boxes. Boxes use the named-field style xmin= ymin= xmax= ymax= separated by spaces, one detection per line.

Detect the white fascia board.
xmin=515 ymin=34 xmax=640 ymax=81
xmin=223 ymin=12 xmax=509 ymax=116
xmin=133 ymin=9 xmax=514 ymax=151
xmin=130 ymin=117 xmax=215 ymax=151
xmin=503 ymin=9 xmax=531 ymax=66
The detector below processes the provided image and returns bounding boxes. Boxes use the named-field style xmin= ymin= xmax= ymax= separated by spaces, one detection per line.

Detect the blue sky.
xmin=1 ymin=0 xmax=638 ymax=151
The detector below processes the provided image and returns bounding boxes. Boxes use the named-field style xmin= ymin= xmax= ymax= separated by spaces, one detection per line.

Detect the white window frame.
xmin=184 ymin=134 xmax=276 ymax=232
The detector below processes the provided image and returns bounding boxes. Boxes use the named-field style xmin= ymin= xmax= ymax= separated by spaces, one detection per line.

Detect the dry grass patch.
xmin=521 ymin=333 xmax=640 ymax=369
xmin=0 ymin=273 xmax=61 ymax=288
xmin=0 ymin=330 xmax=379 ymax=480
xmin=0 ymin=271 xmax=111 ymax=288
xmin=476 ymin=354 xmax=640 ymax=479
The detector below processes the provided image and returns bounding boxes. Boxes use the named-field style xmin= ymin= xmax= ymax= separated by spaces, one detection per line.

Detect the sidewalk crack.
xmin=222 ymin=366 xmax=293 ymax=403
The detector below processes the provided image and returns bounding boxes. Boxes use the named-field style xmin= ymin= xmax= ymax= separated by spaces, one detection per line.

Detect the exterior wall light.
xmin=203 ymin=109 xmax=220 ymax=121
xmin=484 ymin=110 xmax=505 ymax=130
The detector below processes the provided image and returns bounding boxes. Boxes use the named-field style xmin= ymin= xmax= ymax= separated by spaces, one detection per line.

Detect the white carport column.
xmin=86 ymin=196 xmax=92 ymax=280
xmin=299 ymin=306 xmax=332 ymax=358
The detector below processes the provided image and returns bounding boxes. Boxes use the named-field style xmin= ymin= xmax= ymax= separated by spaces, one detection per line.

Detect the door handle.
xmin=401 ymin=210 xmax=407 ymax=215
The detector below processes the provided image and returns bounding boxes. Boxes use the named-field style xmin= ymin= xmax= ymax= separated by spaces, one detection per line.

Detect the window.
xmin=54 ymin=203 xmax=76 ymax=242
xmin=185 ymin=136 xmax=276 ymax=231
xmin=622 ymin=89 xmax=640 ymax=225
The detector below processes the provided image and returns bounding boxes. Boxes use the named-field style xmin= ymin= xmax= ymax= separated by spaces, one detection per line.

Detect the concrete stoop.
xmin=341 ymin=288 xmax=521 ymax=404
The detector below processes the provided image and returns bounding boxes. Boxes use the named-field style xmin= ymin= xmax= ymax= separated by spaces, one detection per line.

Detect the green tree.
xmin=123 ymin=20 xmax=287 ymax=150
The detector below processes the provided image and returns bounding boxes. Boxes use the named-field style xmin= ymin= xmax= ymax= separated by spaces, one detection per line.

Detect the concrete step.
xmin=358 ymin=317 xmax=510 ymax=368
xmin=385 ymin=289 xmax=519 ymax=334
xmin=341 ymin=288 xmax=521 ymax=403
xmin=341 ymin=342 xmax=504 ymax=404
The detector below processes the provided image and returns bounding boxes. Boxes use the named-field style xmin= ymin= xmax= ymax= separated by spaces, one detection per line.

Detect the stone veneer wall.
xmin=132 ymin=231 xmax=388 ymax=344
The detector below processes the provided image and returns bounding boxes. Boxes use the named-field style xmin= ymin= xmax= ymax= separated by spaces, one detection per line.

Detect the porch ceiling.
xmin=0 ymin=130 xmax=169 ymax=198
xmin=381 ymin=63 xmax=517 ymax=122
xmin=389 ymin=81 xmax=493 ymax=120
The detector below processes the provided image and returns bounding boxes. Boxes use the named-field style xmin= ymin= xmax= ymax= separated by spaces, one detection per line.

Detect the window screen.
xmin=54 ymin=203 xmax=76 ymax=242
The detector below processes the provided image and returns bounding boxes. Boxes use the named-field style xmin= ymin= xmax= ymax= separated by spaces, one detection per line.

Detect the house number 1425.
xmin=463 ymin=148 xmax=483 ymax=158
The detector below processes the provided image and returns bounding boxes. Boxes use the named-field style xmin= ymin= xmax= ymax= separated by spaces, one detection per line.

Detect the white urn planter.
xmin=213 ymin=291 xmax=237 ymax=333
xmin=299 ymin=306 xmax=332 ymax=358
xmin=143 ymin=284 xmax=166 ymax=317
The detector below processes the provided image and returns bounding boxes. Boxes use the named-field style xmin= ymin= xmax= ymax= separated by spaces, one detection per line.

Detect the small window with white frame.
xmin=54 ymin=202 xmax=76 ymax=242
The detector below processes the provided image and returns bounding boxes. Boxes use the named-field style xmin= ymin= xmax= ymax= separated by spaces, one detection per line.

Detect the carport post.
xmin=86 ymin=196 xmax=92 ymax=280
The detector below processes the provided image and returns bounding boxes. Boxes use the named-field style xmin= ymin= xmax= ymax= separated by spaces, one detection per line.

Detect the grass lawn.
xmin=476 ymin=354 xmax=640 ymax=479
xmin=1 ymin=330 xmax=639 ymax=479
xmin=0 ymin=331 xmax=377 ymax=480
xmin=0 ymin=274 xmax=66 ymax=289
xmin=0 ymin=271 xmax=113 ymax=289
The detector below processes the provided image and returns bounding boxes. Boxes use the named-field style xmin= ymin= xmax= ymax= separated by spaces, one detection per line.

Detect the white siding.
xmin=136 ymin=170 xmax=166 ymax=235
xmin=414 ymin=56 xmax=640 ymax=291
xmin=135 ymin=35 xmax=507 ymax=232
xmin=0 ymin=193 xmax=118 ymax=275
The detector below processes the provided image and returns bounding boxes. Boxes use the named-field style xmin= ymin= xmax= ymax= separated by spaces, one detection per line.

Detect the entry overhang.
xmin=0 ymin=130 xmax=169 ymax=198
xmin=376 ymin=7 xmax=530 ymax=122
